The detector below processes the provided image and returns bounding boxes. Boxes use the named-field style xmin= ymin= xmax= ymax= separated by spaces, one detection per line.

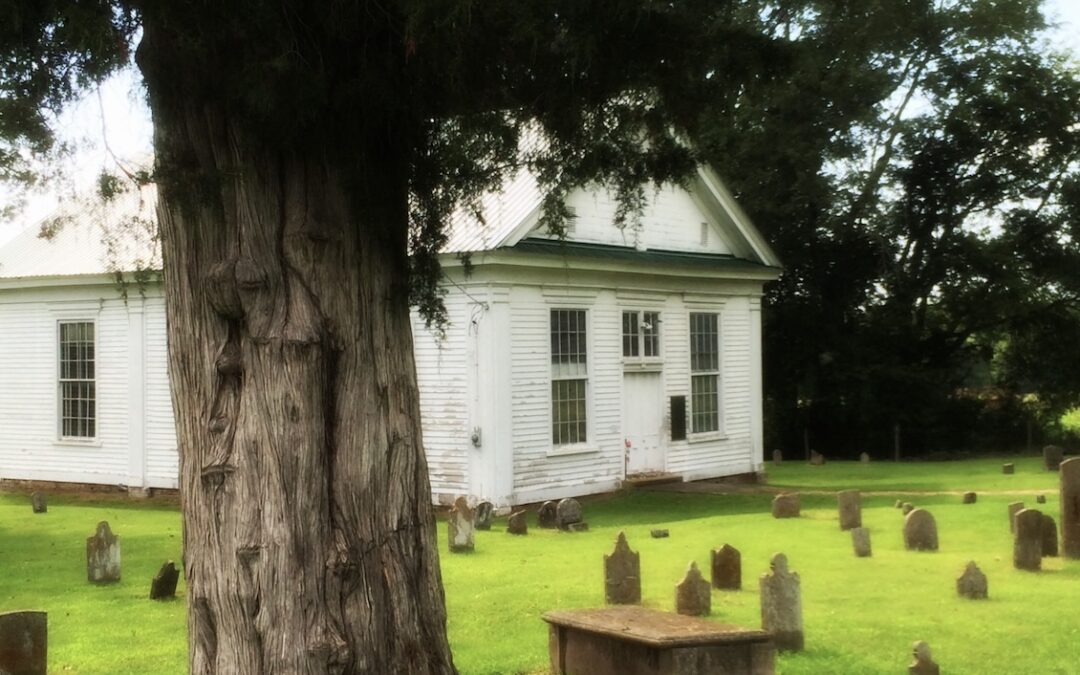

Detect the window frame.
xmin=549 ymin=307 xmax=591 ymax=449
xmin=56 ymin=319 xmax=98 ymax=441
xmin=688 ymin=312 xmax=722 ymax=436
xmin=621 ymin=309 xmax=663 ymax=367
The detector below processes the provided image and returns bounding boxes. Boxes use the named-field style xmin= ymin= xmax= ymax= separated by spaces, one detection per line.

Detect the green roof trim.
xmin=505 ymin=238 xmax=781 ymax=272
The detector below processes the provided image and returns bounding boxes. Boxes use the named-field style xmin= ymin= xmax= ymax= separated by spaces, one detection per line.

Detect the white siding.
xmin=144 ymin=298 xmax=179 ymax=488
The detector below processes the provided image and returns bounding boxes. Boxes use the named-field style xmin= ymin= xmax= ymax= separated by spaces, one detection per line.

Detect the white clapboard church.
xmin=0 ymin=168 xmax=780 ymax=507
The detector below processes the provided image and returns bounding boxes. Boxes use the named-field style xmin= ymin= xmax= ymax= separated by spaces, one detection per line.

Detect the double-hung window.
xmin=58 ymin=321 xmax=96 ymax=439
xmin=551 ymin=309 xmax=588 ymax=445
xmin=689 ymin=313 xmax=720 ymax=434
xmin=622 ymin=310 xmax=661 ymax=361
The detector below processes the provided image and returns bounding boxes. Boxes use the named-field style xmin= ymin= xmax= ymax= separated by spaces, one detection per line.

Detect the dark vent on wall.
xmin=670 ymin=396 xmax=686 ymax=441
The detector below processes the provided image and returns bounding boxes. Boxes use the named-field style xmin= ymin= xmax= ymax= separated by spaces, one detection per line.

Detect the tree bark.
xmin=141 ymin=60 xmax=457 ymax=675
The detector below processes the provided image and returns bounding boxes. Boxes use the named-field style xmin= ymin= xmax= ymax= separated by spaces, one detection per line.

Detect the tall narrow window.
xmin=622 ymin=310 xmax=661 ymax=360
xmin=689 ymin=313 xmax=719 ymax=433
xmin=551 ymin=309 xmax=588 ymax=445
xmin=59 ymin=321 xmax=96 ymax=438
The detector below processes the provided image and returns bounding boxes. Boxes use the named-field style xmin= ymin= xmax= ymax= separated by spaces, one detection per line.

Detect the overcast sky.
xmin=2 ymin=1 xmax=1079 ymax=246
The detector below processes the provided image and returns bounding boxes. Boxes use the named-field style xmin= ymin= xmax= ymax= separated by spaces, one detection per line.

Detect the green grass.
xmin=3 ymin=460 xmax=1079 ymax=674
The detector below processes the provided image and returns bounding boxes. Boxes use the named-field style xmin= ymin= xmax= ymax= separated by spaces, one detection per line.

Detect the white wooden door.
xmin=623 ymin=372 xmax=665 ymax=474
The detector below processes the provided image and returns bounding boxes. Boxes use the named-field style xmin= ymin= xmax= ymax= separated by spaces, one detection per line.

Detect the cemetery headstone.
xmin=895 ymin=499 xmax=904 ymax=509
xmin=556 ymin=498 xmax=584 ymax=531
xmin=537 ymin=501 xmax=558 ymax=529
xmin=1062 ymin=457 xmax=1080 ymax=559
xmin=150 ymin=561 xmax=180 ymax=600
xmin=902 ymin=502 xmax=914 ymax=515
xmin=675 ymin=561 xmax=711 ymax=616
xmin=908 ymin=640 xmax=940 ymax=675
xmin=86 ymin=521 xmax=120 ymax=583
xmin=1013 ymin=508 xmax=1042 ymax=571
xmin=30 ymin=492 xmax=46 ymax=514
xmin=771 ymin=493 xmax=800 ymax=519
xmin=851 ymin=527 xmax=872 ymax=557
xmin=603 ymin=532 xmax=641 ymax=605
xmin=809 ymin=451 xmax=825 ymax=466
xmin=650 ymin=529 xmax=669 ymax=538
xmin=1044 ymin=445 xmax=1065 ymax=472
xmin=759 ymin=553 xmax=803 ymax=651
xmin=962 ymin=491 xmax=977 ymax=504
xmin=955 ymin=561 xmax=987 ymax=599
xmin=447 ymin=496 xmax=475 ymax=553
xmin=837 ymin=489 xmax=861 ymax=530
xmin=860 ymin=452 xmax=870 ymax=463
xmin=903 ymin=509 xmax=938 ymax=552
xmin=1008 ymin=501 xmax=1025 ymax=533
xmin=507 ymin=510 xmax=528 ymax=535
xmin=773 ymin=449 xmax=782 ymax=464
xmin=1002 ymin=462 xmax=1015 ymax=475
xmin=1036 ymin=494 xmax=1046 ymax=504
xmin=0 ymin=610 xmax=46 ymax=675
xmin=710 ymin=544 xmax=741 ymax=590
xmin=474 ymin=501 xmax=494 ymax=531
xmin=1041 ymin=513 xmax=1058 ymax=557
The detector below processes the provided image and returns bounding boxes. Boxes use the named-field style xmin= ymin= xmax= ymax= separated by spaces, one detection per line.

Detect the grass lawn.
xmin=2 ymin=458 xmax=1078 ymax=674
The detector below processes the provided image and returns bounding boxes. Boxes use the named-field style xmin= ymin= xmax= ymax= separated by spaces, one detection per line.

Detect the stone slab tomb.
xmin=675 ymin=562 xmax=711 ymax=617
xmin=837 ymin=490 xmax=861 ymax=530
xmin=759 ymin=553 xmax=803 ymax=652
xmin=956 ymin=561 xmax=987 ymax=600
xmin=507 ymin=510 xmax=528 ymax=535
xmin=604 ymin=532 xmax=641 ymax=605
xmin=150 ymin=561 xmax=180 ymax=600
xmin=851 ymin=527 xmax=872 ymax=557
xmin=538 ymin=500 xmax=558 ymax=529
xmin=86 ymin=521 xmax=120 ymax=583
xmin=903 ymin=509 xmax=938 ymax=552
xmin=0 ymin=611 xmax=47 ymax=675
xmin=711 ymin=544 xmax=741 ymax=591
xmin=474 ymin=501 xmax=494 ymax=531
xmin=1013 ymin=508 xmax=1043 ymax=571
xmin=1062 ymin=457 xmax=1080 ymax=559
xmin=908 ymin=640 xmax=940 ymax=675
xmin=771 ymin=493 xmax=800 ymax=519
xmin=543 ymin=606 xmax=775 ymax=675
xmin=447 ymin=496 xmax=475 ymax=553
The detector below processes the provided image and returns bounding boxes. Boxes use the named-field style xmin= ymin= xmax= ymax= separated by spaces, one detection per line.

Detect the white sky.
xmin=1 ymin=1 xmax=1079 ymax=246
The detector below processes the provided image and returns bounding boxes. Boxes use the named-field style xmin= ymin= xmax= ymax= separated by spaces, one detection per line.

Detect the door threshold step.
xmin=622 ymin=472 xmax=682 ymax=488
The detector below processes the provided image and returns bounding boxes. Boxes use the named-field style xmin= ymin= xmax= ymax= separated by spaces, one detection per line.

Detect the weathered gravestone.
xmin=507 ymin=510 xmax=528 ymax=535
xmin=30 ymin=492 xmax=46 ymax=514
xmin=1008 ymin=501 xmax=1025 ymax=533
xmin=1013 ymin=508 xmax=1043 ymax=571
xmin=150 ymin=561 xmax=180 ymax=600
xmin=895 ymin=499 xmax=903 ymax=508
xmin=604 ymin=532 xmax=640 ymax=605
xmin=1062 ymin=457 xmax=1080 ymax=559
xmin=771 ymin=493 xmax=800 ymax=519
xmin=1036 ymin=494 xmax=1046 ymax=504
xmin=908 ymin=640 xmax=940 ymax=675
xmin=901 ymin=502 xmax=914 ymax=515
xmin=0 ymin=610 xmax=47 ymax=675
xmin=1041 ymin=514 xmax=1058 ymax=557
xmin=859 ymin=452 xmax=870 ymax=463
xmin=675 ymin=562 xmax=710 ymax=616
xmin=1002 ymin=462 xmax=1015 ymax=475
xmin=537 ymin=500 xmax=558 ymax=529
xmin=86 ymin=521 xmax=120 ymax=583
xmin=650 ymin=529 xmax=669 ymax=539
xmin=447 ymin=496 xmax=475 ymax=553
xmin=556 ymin=498 xmax=585 ymax=531
xmin=851 ymin=527 xmax=872 ymax=558
xmin=474 ymin=501 xmax=494 ymax=531
xmin=956 ymin=561 xmax=987 ymax=599
xmin=773 ymin=449 xmax=782 ymax=464
xmin=710 ymin=544 xmax=741 ymax=590
xmin=962 ymin=491 xmax=977 ymax=504
xmin=837 ymin=490 xmax=861 ymax=530
xmin=809 ymin=451 xmax=825 ymax=466
xmin=760 ymin=553 xmax=803 ymax=651
xmin=903 ymin=509 xmax=938 ymax=552
xmin=1044 ymin=445 xmax=1065 ymax=472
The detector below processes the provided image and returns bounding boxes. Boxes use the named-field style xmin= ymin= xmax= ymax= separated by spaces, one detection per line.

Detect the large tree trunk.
xmin=140 ymin=63 xmax=457 ymax=675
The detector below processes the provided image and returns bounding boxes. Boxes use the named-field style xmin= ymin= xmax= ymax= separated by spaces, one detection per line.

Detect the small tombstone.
xmin=759 ymin=553 xmax=803 ymax=651
xmin=956 ymin=561 xmax=987 ymax=599
xmin=710 ymin=544 xmax=741 ymax=590
xmin=773 ymin=449 xmax=783 ymax=464
xmin=771 ymin=493 xmax=800 ymax=519
xmin=903 ymin=509 xmax=938 ymax=552
xmin=149 ymin=561 xmax=180 ymax=600
xmin=895 ymin=499 xmax=904 ymax=509
xmin=86 ymin=521 xmax=121 ymax=583
xmin=902 ymin=502 xmax=915 ymax=515
xmin=650 ymin=529 xmax=669 ymax=539
xmin=1008 ymin=501 xmax=1025 ymax=533
xmin=851 ymin=527 xmax=872 ymax=557
xmin=507 ymin=510 xmax=528 ymax=535
xmin=30 ymin=492 xmax=47 ymax=514
xmin=837 ymin=490 xmax=861 ymax=530
xmin=555 ymin=498 xmax=584 ymax=531
xmin=1036 ymin=494 xmax=1047 ymax=504
xmin=675 ymin=561 xmax=710 ymax=616
xmin=859 ymin=452 xmax=870 ymax=463
xmin=1044 ymin=445 xmax=1065 ymax=472
xmin=1063 ymin=458 xmax=1080 ymax=559
xmin=908 ymin=640 xmax=940 ymax=675
xmin=1002 ymin=462 xmax=1015 ymax=475
xmin=809 ymin=451 xmax=825 ymax=466
xmin=1013 ymin=508 xmax=1042 ymax=571
xmin=603 ymin=532 xmax=641 ymax=605
xmin=962 ymin=491 xmax=977 ymax=504
xmin=447 ymin=496 xmax=475 ymax=553
xmin=1041 ymin=513 xmax=1058 ymax=557
xmin=474 ymin=501 xmax=494 ymax=531
xmin=0 ymin=611 xmax=47 ymax=675
xmin=537 ymin=501 xmax=558 ymax=528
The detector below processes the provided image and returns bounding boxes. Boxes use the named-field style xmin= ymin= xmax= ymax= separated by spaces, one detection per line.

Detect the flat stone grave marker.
xmin=1041 ymin=514 xmax=1058 ymax=557
xmin=86 ymin=521 xmax=121 ymax=583
xmin=1008 ymin=501 xmax=1025 ymax=533
xmin=851 ymin=527 xmax=872 ymax=557
xmin=809 ymin=451 xmax=825 ymax=465
xmin=773 ymin=449 xmax=782 ymax=464
xmin=650 ymin=529 xmax=669 ymax=539
xmin=1062 ymin=458 xmax=1080 ymax=559
xmin=1044 ymin=444 xmax=1065 ymax=472
xmin=710 ymin=544 xmax=741 ymax=590
xmin=859 ymin=452 xmax=870 ymax=463
xmin=507 ymin=510 xmax=528 ymax=535
xmin=537 ymin=500 xmax=558 ymax=529
xmin=542 ymin=606 xmax=775 ymax=675
xmin=903 ymin=509 xmax=938 ymax=552
xmin=0 ymin=610 xmax=47 ymax=675
xmin=556 ymin=498 xmax=585 ymax=531
xmin=908 ymin=640 xmax=940 ymax=675
xmin=150 ymin=561 xmax=180 ymax=600
xmin=1002 ymin=462 xmax=1015 ymax=474
xmin=474 ymin=501 xmax=494 ymax=531
xmin=895 ymin=499 xmax=904 ymax=508
xmin=759 ymin=552 xmax=803 ymax=652
xmin=963 ymin=491 xmax=977 ymax=504
xmin=771 ymin=493 xmax=800 ymax=519
xmin=837 ymin=490 xmax=861 ymax=530
xmin=1036 ymin=494 xmax=1046 ymax=504
xmin=1013 ymin=508 xmax=1042 ymax=571
xmin=675 ymin=561 xmax=711 ymax=616
xmin=956 ymin=561 xmax=987 ymax=599
xmin=604 ymin=532 xmax=641 ymax=605
xmin=901 ymin=502 xmax=914 ymax=515
xmin=447 ymin=496 xmax=475 ymax=553
xmin=30 ymin=492 xmax=46 ymax=514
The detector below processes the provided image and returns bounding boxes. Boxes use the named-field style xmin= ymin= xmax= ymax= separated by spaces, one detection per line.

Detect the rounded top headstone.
xmin=770 ymin=552 xmax=788 ymax=574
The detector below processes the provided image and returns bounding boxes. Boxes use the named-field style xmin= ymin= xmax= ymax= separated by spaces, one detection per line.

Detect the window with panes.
xmin=58 ymin=321 xmax=96 ymax=438
xmin=621 ymin=310 xmax=660 ymax=360
xmin=689 ymin=313 xmax=720 ymax=433
xmin=550 ymin=309 xmax=588 ymax=445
